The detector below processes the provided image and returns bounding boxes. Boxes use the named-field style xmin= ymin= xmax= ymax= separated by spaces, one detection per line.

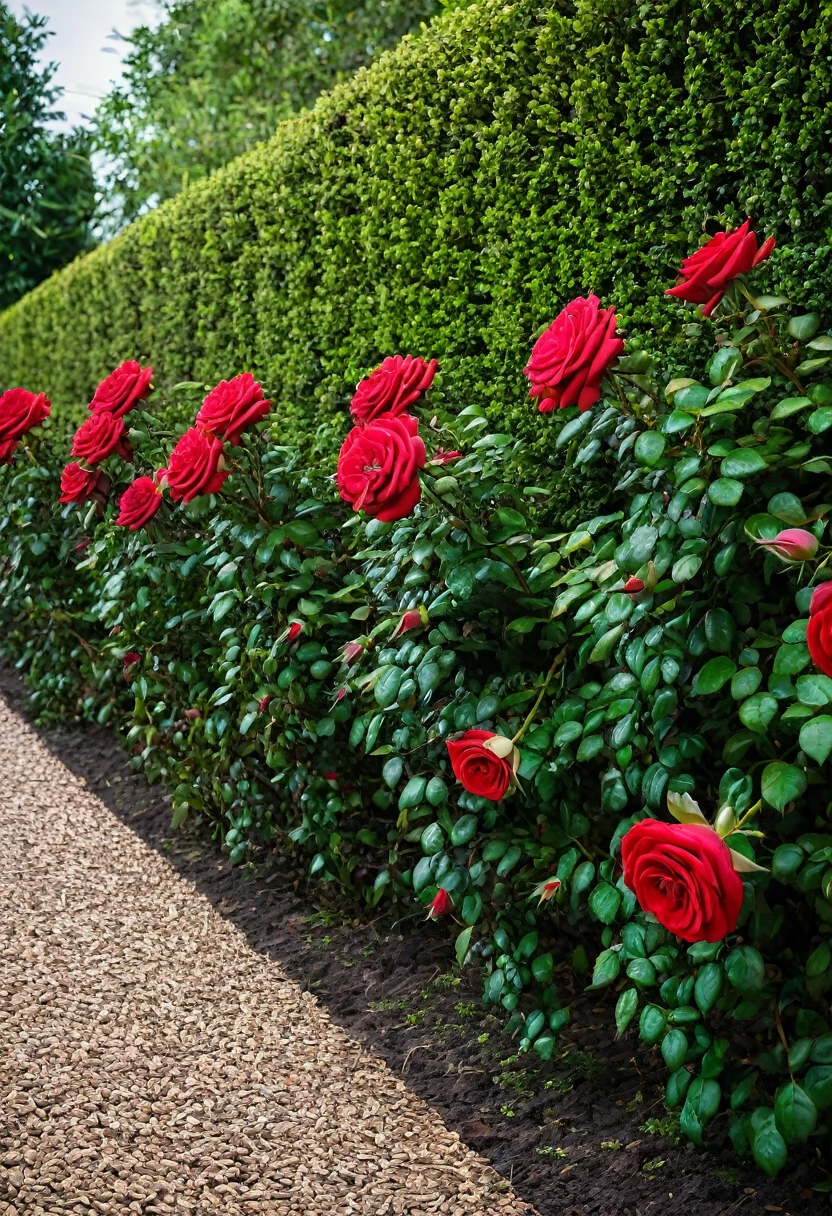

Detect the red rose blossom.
xmin=0 ymin=439 xmax=16 ymax=464
xmin=89 ymin=360 xmax=153 ymax=418
xmin=72 ymin=412 xmax=132 ymax=465
xmin=195 ymin=372 xmax=271 ymax=446
xmin=447 ymin=729 xmax=515 ymax=802
xmin=350 ymin=355 xmax=437 ymax=424
xmin=165 ymin=428 xmax=228 ymax=503
xmin=116 ymin=476 xmax=163 ymax=530
xmin=0 ymin=388 xmax=51 ymax=441
xmin=60 ymin=463 xmax=104 ymax=505
xmin=807 ymin=582 xmax=832 ymax=678
xmin=666 ymin=220 xmax=775 ymax=318
xmin=524 ymin=295 xmax=624 ymax=413
xmin=621 ymin=819 xmax=743 ymax=943
xmin=426 ymin=888 xmax=453 ymax=919
xmin=337 ymin=412 xmax=426 ymax=522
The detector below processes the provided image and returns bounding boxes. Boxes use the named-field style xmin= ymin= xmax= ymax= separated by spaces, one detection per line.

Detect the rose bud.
xmin=74 ymin=537 xmax=91 ymax=552
xmin=280 ymin=621 xmax=303 ymax=643
xmin=184 ymin=708 xmax=202 ymax=721
xmin=332 ymin=687 xmax=348 ymax=705
xmin=258 ymin=695 xmax=273 ymax=713
xmin=323 ymin=771 xmax=338 ymax=782
xmin=122 ymin=652 xmax=141 ymax=681
xmin=755 ymin=527 xmax=818 ymax=562
xmin=426 ymin=888 xmax=453 ymax=919
xmin=622 ymin=576 xmax=645 ymax=596
xmin=343 ymin=641 xmax=365 ymax=664
xmin=429 ymin=448 xmax=463 ymax=466
xmin=531 ymin=877 xmax=562 ymax=906
xmin=392 ymin=608 xmax=424 ymax=639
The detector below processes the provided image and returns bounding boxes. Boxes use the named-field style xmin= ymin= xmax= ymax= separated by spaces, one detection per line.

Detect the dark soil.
xmin=1 ymin=662 xmax=826 ymax=1216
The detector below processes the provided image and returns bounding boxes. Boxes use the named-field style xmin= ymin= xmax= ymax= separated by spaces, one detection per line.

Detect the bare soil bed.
xmin=0 ymin=662 xmax=823 ymax=1216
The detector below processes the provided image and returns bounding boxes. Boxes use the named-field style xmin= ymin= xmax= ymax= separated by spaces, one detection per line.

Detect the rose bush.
xmin=5 ymin=222 xmax=832 ymax=1181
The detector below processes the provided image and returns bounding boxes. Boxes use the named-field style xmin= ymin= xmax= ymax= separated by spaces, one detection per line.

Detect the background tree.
xmin=0 ymin=4 xmax=96 ymax=312
xmin=93 ymin=0 xmax=440 ymax=232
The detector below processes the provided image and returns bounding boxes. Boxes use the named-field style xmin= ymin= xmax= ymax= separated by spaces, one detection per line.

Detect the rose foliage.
xmin=5 ymin=237 xmax=832 ymax=1179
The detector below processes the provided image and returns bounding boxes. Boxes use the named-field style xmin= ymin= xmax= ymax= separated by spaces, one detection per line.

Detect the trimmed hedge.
xmin=2 ymin=0 xmax=832 ymax=507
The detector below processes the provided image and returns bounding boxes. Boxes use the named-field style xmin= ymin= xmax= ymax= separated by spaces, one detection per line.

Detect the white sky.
xmin=8 ymin=0 xmax=163 ymax=130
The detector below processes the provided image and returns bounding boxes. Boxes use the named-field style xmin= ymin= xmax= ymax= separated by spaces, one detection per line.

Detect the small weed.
xmin=477 ymin=1032 xmax=490 ymax=1044
xmin=601 ymin=1139 xmax=622 ymax=1151
xmin=305 ymin=908 xmax=346 ymax=929
xmin=454 ymin=1002 xmax=478 ymax=1019
xmin=495 ymin=1068 xmax=537 ymax=1098
xmin=433 ymin=973 xmax=461 ymax=990
xmin=640 ymin=1115 xmax=681 ymax=1146
xmin=405 ymin=1010 xmax=425 ymax=1026
xmin=626 ymin=1089 xmax=644 ymax=1112
xmin=500 ymin=1105 xmax=516 ymax=1117
xmin=710 ymin=1166 xmax=741 ymax=1185
xmin=367 ymin=998 xmax=407 ymax=1012
xmin=536 ymin=1147 xmax=568 ymax=1160
xmin=643 ymin=1157 xmax=666 ymax=1176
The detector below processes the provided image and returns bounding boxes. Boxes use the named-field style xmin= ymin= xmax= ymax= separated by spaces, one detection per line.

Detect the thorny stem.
xmin=510 ymin=646 xmax=568 ymax=745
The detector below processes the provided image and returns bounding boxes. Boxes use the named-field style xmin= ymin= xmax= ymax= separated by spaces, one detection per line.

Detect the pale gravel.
xmin=0 ymin=696 xmax=536 ymax=1216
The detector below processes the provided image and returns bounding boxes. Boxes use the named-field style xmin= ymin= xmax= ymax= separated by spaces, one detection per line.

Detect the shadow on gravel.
xmin=0 ymin=662 xmax=822 ymax=1216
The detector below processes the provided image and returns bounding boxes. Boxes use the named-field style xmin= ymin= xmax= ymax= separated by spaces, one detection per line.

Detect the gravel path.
xmin=0 ymin=697 xmax=534 ymax=1216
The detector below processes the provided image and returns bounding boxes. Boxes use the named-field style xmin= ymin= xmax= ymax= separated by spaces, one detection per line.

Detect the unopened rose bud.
xmin=332 ymin=687 xmax=347 ymax=705
xmin=74 ymin=537 xmax=91 ymax=552
xmin=184 ymin=708 xmax=201 ymax=721
xmin=755 ymin=527 xmax=818 ymax=562
xmin=430 ymin=448 xmax=463 ymax=466
xmin=622 ymin=576 xmax=645 ymax=596
xmin=714 ymin=805 xmax=736 ymax=836
xmin=531 ymin=877 xmax=562 ymax=905
xmin=343 ymin=641 xmax=364 ymax=664
xmin=426 ymin=888 xmax=453 ymax=919
xmin=258 ymin=695 xmax=272 ymax=713
xmin=323 ymin=771 xmax=338 ymax=782
xmin=392 ymin=609 xmax=424 ymax=639
xmin=282 ymin=620 xmax=303 ymax=643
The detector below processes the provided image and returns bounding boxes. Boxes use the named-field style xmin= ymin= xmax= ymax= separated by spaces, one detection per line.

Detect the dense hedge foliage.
xmin=5 ymin=229 xmax=832 ymax=1177
xmin=3 ymin=0 xmax=832 ymax=522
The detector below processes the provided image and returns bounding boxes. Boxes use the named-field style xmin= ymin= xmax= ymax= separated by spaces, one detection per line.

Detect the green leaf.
xmin=533 ymin=1033 xmax=556 ymax=1060
xmin=761 ymin=761 xmax=807 ymax=811
xmin=420 ymin=823 xmax=444 ymax=855
xmin=731 ymin=667 xmax=762 ymax=699
xmin=739 ymin=692 xmax=778 ymax=733
xmin=455 ymin=925 xmax=473 ymax=967
xmin=671 ymin=553 xmax=703 ymax=583
xmin=775 ymin=1082 xmax=818 ymax=1145
xmin=708 ymin=346 xmax=742 ymax=385
xmin=807 ymin=407 xmax=832 ymax=434
xmin=692 ymin=657 xmax=737 ymax=695
xmin=589 ymin=624 xmax=625 ymax=664
xmin=788 ymin=312 xmax=821 ymax=341
xmin=399 ymin=775 xmax=427 ymax=809
xmin=451 ymin=813 xmax=478 ymax=846
xmin=797 ymin=673 xmax=832 ymax=706
xmin=694 ymin=962 xmax=723 ymax=1015
xmin=704 ymin=608 xmax=736 ymax=653
xmin=799 ymin=715 xmax=832 ymax=765
xmin=588 ymin=882 xmax=621 ymax=925
xmin=720 ymin=448 xmax=768 ymax=478
xmin=531 ymin=952 xmax=554 ymax=985
xmin=284 ymin=519 xmax=319 ymax=545
xmin=615 ymin=987 xmax=639 ymax=1035
xmin=639 ymin=1004 xmax=666 ymax=1045
xmin=771 ymin=395 xmax=812 ymax=420
xmin=773 ymin=643 xmax=810 ymax=675
xmin=750 ymin=1110 xmax=788 ymax=1177
xmin=708 ymin=477 xmax=744 ymax=506
xmin=634 ymin=430 xmax=666 ymax=467
xmin=661 ymin=1028 xmax=688 ymax=1071
xmin=725 ymin=946 xmax=765 ymax=994
xmin=591 ymin=948 xmax=621 ymax=987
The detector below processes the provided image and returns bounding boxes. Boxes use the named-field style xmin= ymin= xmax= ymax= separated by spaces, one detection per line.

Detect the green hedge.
xmin=1 ymin=0 xmax=831 ymax=472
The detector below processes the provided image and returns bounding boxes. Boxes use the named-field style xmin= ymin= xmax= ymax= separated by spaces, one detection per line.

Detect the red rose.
xmin=116 ymin=476 xmax=163 ymax=530
xmin=0 ymin=387 xmax=51 ymax=441
xmin=426 ymin=888 xmax=453 ymax=919
xmin=446 ymin=729 xmax=516 ymax=802
xmin=621 ymin=819 xmax=743 ymax=943
xmin=89 ymin=360 xmax=153 ymax=418
xmin=350 ymin=355 xmax=437 ymax=424
xmin=666 ymin=220 xmax=775 ymax=318
xmin=72 ymin=412 xmax=132 ymax=465
xmin=165 ymin=428 xmax=228 ymax=503
xmin=524 ymin=295 xmax=624 ymax=413
xmin=195 ymin=372 xmax=271 ymax=445
xmin=0 ymin=439 xmax=16 ymax=464
xmin=337 ymin=413 xmax=426 ymax=522
xmin=60 ymin=463 xmax=104 ymax=504
xmin=807 ymin=582 xmax=832 ymax=677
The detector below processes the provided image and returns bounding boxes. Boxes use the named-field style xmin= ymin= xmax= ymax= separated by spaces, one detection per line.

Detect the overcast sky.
xmin=8 ymin=0 xmax=162 ymax=130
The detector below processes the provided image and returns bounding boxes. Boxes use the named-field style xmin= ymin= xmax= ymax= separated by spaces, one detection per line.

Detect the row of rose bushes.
xmin=3 ymin=221 xmax=832 ymax=1180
